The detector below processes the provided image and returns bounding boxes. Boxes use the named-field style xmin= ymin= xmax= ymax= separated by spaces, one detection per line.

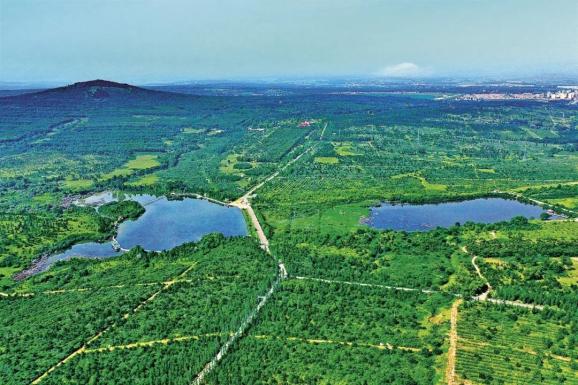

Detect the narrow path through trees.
xmin=461 ymin=246 xmax=544 ymax=310
xmin=187 ymin=124 xmax=321 ymax=384
xmin=293 ymin=276 xmax=444 ymax=295
xmin=445 ymin=298 xmax=462 ymax=385
xmin=30 ymin=263 xmax=198 ymax=384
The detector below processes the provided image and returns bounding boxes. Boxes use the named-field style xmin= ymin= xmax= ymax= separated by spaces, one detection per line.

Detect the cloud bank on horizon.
xmin=376 ymin=63 xmax=429 ymax=78
xmin=1 ymin=0 xmax=577 ymax=83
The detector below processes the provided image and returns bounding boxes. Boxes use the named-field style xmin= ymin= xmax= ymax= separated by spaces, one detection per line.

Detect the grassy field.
xmin=314 ymin=156 xmax=339 ymax=164
xmin=125 ymin=173 xmax=159 ymax=187
xmin=61 ymin=178 xmax=94 ymax=190
xmin=101 ymin=154 xmax=161 ymax=181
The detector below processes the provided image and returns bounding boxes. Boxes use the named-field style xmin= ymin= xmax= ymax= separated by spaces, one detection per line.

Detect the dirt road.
xmin=446 ymin=298 xmax=463 ymax=385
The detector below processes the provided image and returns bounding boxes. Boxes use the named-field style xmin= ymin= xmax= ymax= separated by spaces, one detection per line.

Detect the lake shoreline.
xmin=15 ymin=193 xmax=248 ymax=278
xmin=365 ymin=197 xmax=546 ymax=232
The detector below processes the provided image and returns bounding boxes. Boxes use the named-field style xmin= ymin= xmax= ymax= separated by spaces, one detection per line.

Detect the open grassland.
xmin=314 ymin=156 xmax=339 ymax=164
xmin=100 ymin=154 xmax=161 ymax=181
xmin=503 ymin=220 xmax=578 ymax=241
xmin=558 ymin=258 xmax=578 ymax=286
xmin=125 ymin=173 xmax=159 ymax=187
xmin=333 ymin=141 xmax=361 ymax=156
xmin=125 ymin=154 xmax=160 ymax=170
xmin=61 ymin=178 xmax=94 ymax=190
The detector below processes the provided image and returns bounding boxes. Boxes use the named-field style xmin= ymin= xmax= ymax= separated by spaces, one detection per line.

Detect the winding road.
xmin=462 ymin=246 xmax=544 ymax=310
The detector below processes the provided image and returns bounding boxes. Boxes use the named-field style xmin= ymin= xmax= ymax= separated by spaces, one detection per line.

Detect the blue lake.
xmin=365 ymin=198 xmax=545 ymax=232
xmin=29 ymin=195 xmax=247 ymax=274
xmin=36 ymin=242 xmax=122 ymax=273
xmin=116 ymin=195 xmax=248 ymax=251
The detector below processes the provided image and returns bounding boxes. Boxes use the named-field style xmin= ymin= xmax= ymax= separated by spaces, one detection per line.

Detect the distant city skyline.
xmin=1 ymin=0 xmax=577 ymax=85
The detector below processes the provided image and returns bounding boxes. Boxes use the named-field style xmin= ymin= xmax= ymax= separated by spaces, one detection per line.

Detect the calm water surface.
xmin=116 ymin=195 xmax=248 ymax=250
xmin=366 ymin=198 xmax=544 ymax=232
xmin=31 ymin=242 xmax=123 ymax=274
xmin=32 ymin=195 xmax=247 ymax=274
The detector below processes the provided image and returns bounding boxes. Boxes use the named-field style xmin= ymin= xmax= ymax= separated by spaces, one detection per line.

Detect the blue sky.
xmin=1 ymin=0 xmax=577 ymax=83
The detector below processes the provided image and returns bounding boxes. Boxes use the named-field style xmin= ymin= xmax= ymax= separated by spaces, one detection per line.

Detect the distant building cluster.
xmin=458 ymin=93 xmax=541 ymax=101
xmin=457 ymin=89 xmax=578 ymax=102
xmin=546 ymin=90 xmax=577 ymax=100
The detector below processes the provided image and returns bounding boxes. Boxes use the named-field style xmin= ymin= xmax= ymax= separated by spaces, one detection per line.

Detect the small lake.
xmin=27 ymin=195 xmax=247 ymax=275
xmin=365 ymin=198 xmax=545 ymax=232
xmin=116 ymin=195 xmax=248 ymax=251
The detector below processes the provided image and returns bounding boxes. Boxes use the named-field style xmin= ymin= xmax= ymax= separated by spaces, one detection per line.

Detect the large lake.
xmin=29 ymin=194 xmax=247 ymax=275
xmin=365 ymin=198 xmax=544 ymax=232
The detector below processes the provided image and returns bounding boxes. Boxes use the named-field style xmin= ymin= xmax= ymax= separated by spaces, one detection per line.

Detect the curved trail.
xmin=461 ymin=246 xmax=544 ymax=309
xmin=85 ymin=333 xmax=422 ymax=356
xmin=84 ymin=333 xmax=228 ymax=354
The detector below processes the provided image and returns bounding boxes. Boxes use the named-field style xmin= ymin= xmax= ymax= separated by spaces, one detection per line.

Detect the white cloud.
xmin=376 ymin=62 xmax=426 ymax=77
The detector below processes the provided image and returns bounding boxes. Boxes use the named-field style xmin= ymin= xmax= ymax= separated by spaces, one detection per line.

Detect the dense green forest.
xmin=0 ymin=81 xmax=577 ymax=384
xmin=0 ymin=235 xmax=276 ymax=384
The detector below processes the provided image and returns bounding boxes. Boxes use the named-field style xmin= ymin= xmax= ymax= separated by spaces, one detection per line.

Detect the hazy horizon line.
xmin=2 ymin=71 xmax=578 ymax=90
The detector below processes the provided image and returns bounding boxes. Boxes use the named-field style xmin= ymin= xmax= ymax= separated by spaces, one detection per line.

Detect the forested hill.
xmin=0 ymin=79 xmax=190 ymax=106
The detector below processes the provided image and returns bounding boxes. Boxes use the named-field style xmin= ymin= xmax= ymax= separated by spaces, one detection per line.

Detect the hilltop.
xmin=0 ymin=79 xmax=183 ymax=105
xmin=46 ymin=79 xmax=138 ymax=91
xmin=38 ymin=79 xmax=160 ymax=98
